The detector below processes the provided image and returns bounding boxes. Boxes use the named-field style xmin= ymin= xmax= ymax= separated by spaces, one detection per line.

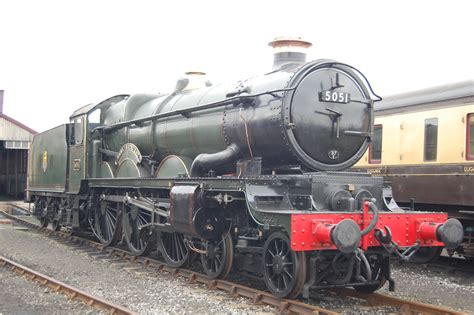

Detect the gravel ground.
xmin=0 ymin=222 xmax=276 ymax=314
xmin=383 ymin=262 xmax=474 ymax=313
xmin=0 ymin=267 xmax=97 ymax=314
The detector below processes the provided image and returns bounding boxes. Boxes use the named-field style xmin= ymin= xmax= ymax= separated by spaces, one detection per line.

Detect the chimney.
xmin=268 ymin=37 xmax=312 ymax=70
xmin=0 ymin=90 xmax=3 ymax=113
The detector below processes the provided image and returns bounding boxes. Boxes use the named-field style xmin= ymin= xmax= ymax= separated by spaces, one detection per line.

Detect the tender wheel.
xmin=262 ymin=232 xmax=307 ymax=299
xmin=52 ymin=220 xmax=61 ymax=231
xmin=51 ymin=202 xmax=62 ymax=231
xmin=200 ymin=233 xmax=233 ymax=279
xmin=123 ymin=204 xmax=156 ymax=256
xmin=39 ymin=216 xmax=49 ymax=228
xmin=91 ymin=197 xmax=123 ymax=246
xmin=36 ymin=200 xmax=48 ymax=227
xmin=158 ymin=232 xmax=189 ymax=267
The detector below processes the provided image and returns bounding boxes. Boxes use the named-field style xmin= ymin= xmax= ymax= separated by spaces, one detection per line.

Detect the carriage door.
xmin=68 ymin=115 xmax=87 ymax=193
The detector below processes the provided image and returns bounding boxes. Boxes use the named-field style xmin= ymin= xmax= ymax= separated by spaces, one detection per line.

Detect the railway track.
xmin=392 ymin=251 xmax=474 ymax=275
xmin=1 ymin=204 xmax=468 ymax=315
xmin=0 ymin=255 xmax=134 ymax=314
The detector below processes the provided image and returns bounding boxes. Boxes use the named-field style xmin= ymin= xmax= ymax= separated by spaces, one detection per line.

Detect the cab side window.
xmin=88 ymin=108 xmax=101 ymax=129
xmin=369 ymin=124 xmax=383 ymax=164
xmin=467 ymin=113 xmax=474 ymax=160
xmin=424 ymin=118 xmax=438 ymax=161
xmin=74 ymin=118 xmax=84 ymax=145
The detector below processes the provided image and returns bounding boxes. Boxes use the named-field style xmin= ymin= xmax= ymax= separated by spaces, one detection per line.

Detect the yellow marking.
xmin=463 ymin=166 xmax=474 ymax=173
xmin=42 ymin=151 xmax=48 ymax=173
xmin=368 ymin=168 xmax=383 ymax=174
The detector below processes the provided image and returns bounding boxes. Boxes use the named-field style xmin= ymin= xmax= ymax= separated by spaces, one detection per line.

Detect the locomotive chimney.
xmin=268 ymin=37 xmax=312 ymax=70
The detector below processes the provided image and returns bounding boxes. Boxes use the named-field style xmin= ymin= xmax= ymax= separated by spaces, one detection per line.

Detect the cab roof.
xmin=69 ymin=95 xmax=130 ymax=119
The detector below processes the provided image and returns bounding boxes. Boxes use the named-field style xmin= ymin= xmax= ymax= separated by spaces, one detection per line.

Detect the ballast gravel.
xmin=0 ymin=222 xmax=276 ymax=314
xmin=0 ymin=267 xmax=98 ymax=314
xmin=383 ymin=261 xmax=474 ymax=313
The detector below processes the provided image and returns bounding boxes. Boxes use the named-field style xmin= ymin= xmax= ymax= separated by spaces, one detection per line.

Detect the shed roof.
xmin=0 ymin=113 xmax=37 ymax=135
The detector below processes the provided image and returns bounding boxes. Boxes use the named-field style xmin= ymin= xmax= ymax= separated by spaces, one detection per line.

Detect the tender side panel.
xmin=28 ymin=125 xmax=68 ymax=192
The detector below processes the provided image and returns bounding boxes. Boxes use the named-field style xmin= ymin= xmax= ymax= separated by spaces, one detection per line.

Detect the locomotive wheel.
xmin=353 ymin=257 xmax=387 ymax=294
xmin=262 ymin=232 xmax=307 ymax=299
xmin=52 ymin=219 xmax=61 ymax=231
xmin=158 ymin=232 xmax=189 ymax=267
xmin=123 ymin=204 xmax=156 ymax=256
xmin=200 ymin=233 xmax=233 ymax=279
xmin=408 ymin=246 xmax=443 ymax=264
xmin=92 ymin=199 xmax=123 ymax=246
xmin=354 ymin=275 xmax=386 ymax=294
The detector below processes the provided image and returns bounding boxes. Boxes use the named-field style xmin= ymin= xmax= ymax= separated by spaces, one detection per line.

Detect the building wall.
xmin=0 ymin=91 xmax=37 ymax=199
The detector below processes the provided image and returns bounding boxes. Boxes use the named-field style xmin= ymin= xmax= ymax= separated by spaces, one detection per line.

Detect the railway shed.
xmin=0 ymin=90 xmax=36 ymax=198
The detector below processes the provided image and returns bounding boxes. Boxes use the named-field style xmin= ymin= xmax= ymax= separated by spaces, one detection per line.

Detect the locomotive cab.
xmin=67 ymin=103 xmax=104 ymax=192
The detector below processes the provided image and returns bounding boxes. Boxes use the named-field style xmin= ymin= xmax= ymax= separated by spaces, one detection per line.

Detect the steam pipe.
xmin=361 ymin=201 xmax=379 ymax=236
xmin=190 ymin=144 xmax=241 ymax=177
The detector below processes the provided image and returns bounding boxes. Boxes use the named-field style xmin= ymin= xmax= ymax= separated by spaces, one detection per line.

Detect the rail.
xmin=0 ymin=255 xmax=135 ymax=315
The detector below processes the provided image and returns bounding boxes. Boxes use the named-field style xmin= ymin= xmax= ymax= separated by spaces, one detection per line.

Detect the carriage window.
xmin=424 ymin=118 xmax=438 ymax=161
xmin=74 ymin=118 xmax=83 ymax=145
xmin=369 ymin=125 xmax=382 ymax=164
xmin=468 ymin=113 xmax=474 ymax=160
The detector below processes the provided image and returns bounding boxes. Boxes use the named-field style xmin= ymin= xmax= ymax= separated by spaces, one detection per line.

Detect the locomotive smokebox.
xmin=268 ymin=36 xmax=312 ymax=70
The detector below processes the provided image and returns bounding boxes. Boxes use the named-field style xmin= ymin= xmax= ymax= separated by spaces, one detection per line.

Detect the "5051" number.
xmin=319 ymin=90 xmax=351 ymax=104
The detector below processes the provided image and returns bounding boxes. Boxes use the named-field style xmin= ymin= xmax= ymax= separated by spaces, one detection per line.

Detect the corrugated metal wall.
xmin=0 ymin=117 xmax=35 ymax=141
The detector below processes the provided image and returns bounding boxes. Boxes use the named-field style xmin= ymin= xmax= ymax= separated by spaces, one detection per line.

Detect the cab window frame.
xmin=369 ymin=124 xmax=383 ymax=164
xmin=74 ymin=117 xmax=84 ymax=145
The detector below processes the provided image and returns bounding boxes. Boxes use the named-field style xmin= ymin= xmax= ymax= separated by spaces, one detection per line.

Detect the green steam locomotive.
xmin=26 ymin=38 xmax=462 ymax=298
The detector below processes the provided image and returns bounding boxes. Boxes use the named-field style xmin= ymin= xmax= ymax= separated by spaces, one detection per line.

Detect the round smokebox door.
xmin=290 ymin=68 xmax=370 ymax=167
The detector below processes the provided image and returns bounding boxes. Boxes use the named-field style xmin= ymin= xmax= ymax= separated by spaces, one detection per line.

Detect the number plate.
xmin=319 ymin=90 xmax=351 ymax=104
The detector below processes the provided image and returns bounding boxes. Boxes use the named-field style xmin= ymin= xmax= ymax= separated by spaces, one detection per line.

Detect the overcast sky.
xmin=0 ymin=0 xmax=473 ymax=132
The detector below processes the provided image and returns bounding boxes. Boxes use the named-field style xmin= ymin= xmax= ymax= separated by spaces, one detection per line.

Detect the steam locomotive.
xmin=26 ymin=38 xmax=463 ymax=298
